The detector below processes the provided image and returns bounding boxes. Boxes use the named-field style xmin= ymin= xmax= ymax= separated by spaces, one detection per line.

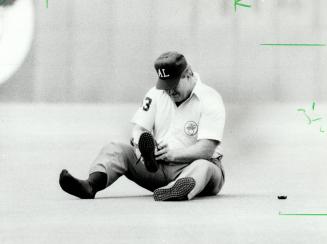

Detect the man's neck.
xmin=175 ymin=94 xmax=190 ymax=107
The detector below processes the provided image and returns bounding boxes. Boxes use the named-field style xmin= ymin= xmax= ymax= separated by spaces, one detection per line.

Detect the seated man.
xmin=59 ymin=51 xmax=226 ymax=201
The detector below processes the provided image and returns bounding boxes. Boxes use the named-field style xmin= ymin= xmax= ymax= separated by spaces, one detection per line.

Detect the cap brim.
xmin=156 ymin=77 xmax=180 ymax=90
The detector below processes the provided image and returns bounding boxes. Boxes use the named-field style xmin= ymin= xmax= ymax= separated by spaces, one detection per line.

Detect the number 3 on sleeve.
xmin=142 ymin=97 xmax=152 ymax=111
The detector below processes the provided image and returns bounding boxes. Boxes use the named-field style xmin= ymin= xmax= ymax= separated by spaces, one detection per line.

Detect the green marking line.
xmin=297 ymin=109 xmax=312 ymax=124
xmin=311 ymin=117 xmax=322 ymax=122
xmin=312 ymin=101 xmax=316 ymax=111
xmin=46 ymin=0 xmax=48 ymax=8
xmin=261 ymin=44 xmax=326 ymax=46
xmin=279 ymin=212 xmax=327 ymax=216
xmin=234 ymin=0 xmax=251 ymax=12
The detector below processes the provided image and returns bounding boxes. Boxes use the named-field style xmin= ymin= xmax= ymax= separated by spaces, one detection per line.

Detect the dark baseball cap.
xmin=154 ymin=51 xmax=188 ymax=90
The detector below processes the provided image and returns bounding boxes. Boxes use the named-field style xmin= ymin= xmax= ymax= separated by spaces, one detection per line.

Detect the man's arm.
xmin=131 ymin=87 xmax=157 ymax=135
xmin=155 ymin=139 xmax=219 ymax=163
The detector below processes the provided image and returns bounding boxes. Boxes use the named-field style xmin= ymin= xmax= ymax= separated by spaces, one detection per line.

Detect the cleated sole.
xmin=138 ymin=132 xmax=159 ymax=172
xmin=153 ymin=177 xmax=196 ymax=201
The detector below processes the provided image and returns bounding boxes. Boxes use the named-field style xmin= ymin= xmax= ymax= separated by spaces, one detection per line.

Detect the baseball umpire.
xmin=59 ymin=51 xmax=225 ymax=201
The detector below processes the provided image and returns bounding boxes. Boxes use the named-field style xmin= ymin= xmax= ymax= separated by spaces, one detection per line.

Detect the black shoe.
xmin=59 ymin=169 xmax=95 ymax=199
xmin=153 ymin=177 xmax=196 ymax=201
xmin=138 ymin=132 xmax=159 ymax=172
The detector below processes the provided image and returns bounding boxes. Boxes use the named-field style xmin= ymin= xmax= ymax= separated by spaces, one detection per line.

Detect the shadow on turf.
xmin=94 ymin=194 xmax=229 ymax=201
xmin=94 ymin=194 xmax=153 ymax=200
xmin=68 ymin=193 xmax=268 ymax=201
xmin=218 ymin=193 xmax=270 ymax=199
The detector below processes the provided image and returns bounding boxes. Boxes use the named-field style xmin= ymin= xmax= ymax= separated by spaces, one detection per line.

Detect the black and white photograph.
xmin=1 ymin=0 xmax=327 ymax=243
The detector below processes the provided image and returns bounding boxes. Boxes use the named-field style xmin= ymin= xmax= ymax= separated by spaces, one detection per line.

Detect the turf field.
xmin=1 ymin=103 xmax=326 ymax=243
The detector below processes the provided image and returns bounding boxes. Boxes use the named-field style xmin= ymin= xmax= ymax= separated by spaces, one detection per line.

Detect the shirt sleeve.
xmin=131 ymin=87 xmax=157 ymax=131
xmin=197 ymin=92 xmax=225 ymax=142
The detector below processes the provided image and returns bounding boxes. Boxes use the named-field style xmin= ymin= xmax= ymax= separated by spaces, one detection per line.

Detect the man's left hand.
xmin=155 ymin=142 xmax=175 ymax=162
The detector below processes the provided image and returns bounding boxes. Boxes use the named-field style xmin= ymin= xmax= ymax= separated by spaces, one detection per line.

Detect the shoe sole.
xmin=138 ymin=132 xmax=159 ymax=172
xmin=153 ymin=177 xmax=196 ymax=201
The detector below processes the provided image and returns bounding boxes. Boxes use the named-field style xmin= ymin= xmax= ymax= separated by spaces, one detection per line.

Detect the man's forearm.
xmin=171 ymin=140 xmax=218 ymax=163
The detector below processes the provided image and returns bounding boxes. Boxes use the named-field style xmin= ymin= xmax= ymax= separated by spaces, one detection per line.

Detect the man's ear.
xmin=186 ymin=69 xmax=192 ymax=79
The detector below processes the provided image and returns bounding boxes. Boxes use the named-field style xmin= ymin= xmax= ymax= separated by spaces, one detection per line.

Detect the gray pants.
xmin=89 ymin=142 xmax=225 ymax=200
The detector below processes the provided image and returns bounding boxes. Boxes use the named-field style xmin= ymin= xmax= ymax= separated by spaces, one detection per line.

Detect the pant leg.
xmin=173 ymin=159 xmax=225 ymax=200
xmin=89 ymin=142 xmax=168 ymax=192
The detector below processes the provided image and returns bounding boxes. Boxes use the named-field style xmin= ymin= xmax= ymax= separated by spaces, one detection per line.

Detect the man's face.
xmin=165 ymin=76 xmax=190 ymax=102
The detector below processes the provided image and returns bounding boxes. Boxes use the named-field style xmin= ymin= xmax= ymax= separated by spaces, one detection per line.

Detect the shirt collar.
xmin=190 ymin=72 xmax=202 ymax=98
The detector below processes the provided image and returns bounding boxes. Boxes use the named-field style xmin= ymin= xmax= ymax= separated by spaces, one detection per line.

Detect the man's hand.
xmin=155 ymin=142 xmax=176 ymax=162
xmin=155 ymin=139 xmax=219 ymax=163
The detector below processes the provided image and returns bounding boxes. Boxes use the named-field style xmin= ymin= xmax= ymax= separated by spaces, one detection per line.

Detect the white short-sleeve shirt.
xmin=131 ymin=73 xmax=225 ymax=158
